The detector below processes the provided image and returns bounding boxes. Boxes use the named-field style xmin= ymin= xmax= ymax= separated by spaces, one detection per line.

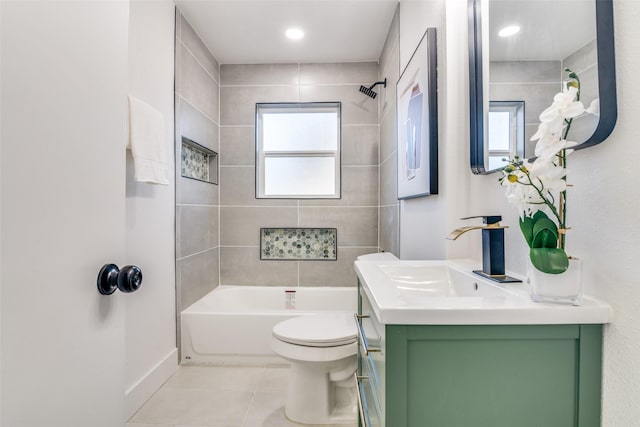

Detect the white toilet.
xmin=271 ymin=313 xmax=358 ymax=425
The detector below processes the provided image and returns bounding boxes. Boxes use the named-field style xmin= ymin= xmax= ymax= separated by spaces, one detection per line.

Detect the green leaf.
xmin=531 ymin=217 xmax=559 ymax=248
xmin=519 ymin=216 xmax=535 ymax=248
xmin=530 ymin=248 xmax=569 ymax=274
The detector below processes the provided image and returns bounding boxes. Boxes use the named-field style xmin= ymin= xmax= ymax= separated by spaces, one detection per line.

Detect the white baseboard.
xmin=125 ymin=348 xmax=178 ymax=421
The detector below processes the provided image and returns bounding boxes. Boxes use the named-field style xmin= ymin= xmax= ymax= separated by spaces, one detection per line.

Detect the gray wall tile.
xmin=562 ymin=39 xmax=597 ymax=75
xmin=298 ymin=207 xmax=378 ymax=247
xmin=175 ymin=12 xmax=221 ymax=323
xmin=299 ymin=166 xmax=378 ymax=207
xmin=380 ymin=151 xmax=397 ymax=206
xmin=178 ymin=175 xmax=219 ymax=205
xmin=220 ymin=63 xmax=299 ymax=86
xmin=179 ymin=15 xmax=219 ymax=83
xmin=299 ymin=62 xmax=378 ymax=85
xmin=178 ymin=98 xmax=219 ymax=152
xmin=342 ymin=125 xmax=378 ymax=166
xmin=379 ymin=205 xmax=399 ymax=256
xmin=489 ymin=83 xmax=560 ymax=127
xmin=378 ymin=41 xmax=399 ymax=122
xmin=379 ymin=99 xmax=397 ymax=164
xmin=216 ymin=62 xmax=381 ymax=286
xmin=299 ymin=84 xmax=377 ymax=125
xmin=378 ymin=15 xmax=400 ymax=260
xmin=179 ymin=248 xmax=219 ymax=311
xmin=220 ymin=207 xmax=298 ymax=246
xmin=220 ymin=247 xmax=298 ymax=286
xmin=490 ymin=61 xmax=561 ymax=83
xmin=220 ymin=126 xmax=255 ymax=166
xmin=219 ymin=166 xmax=296 ymax=206
xmin=179 ymin=205 xmax=219 ymax=258
xmin=176 ymin=43 xmax=219 ymax=122
xmin=220 ymin=85 xmax=298 ymax=126
xmin=573 ymin=65 xmax=598 ymax=109
xmin=299 ymin=247 xmax=378 ymax=287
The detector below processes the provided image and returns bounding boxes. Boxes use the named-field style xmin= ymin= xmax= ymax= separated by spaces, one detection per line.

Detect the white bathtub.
xmin=181 ymin=286 xmax=358 ymax=364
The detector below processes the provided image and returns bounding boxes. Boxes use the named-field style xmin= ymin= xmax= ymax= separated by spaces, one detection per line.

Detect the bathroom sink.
xmin=377 ymin=262 xmax=515 ymax=298
xmin=354 ymin=259 xmax=611 ymax=325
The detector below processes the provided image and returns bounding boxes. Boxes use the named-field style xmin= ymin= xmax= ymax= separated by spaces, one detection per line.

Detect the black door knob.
xmin=97 ymin=264 xmax=143 ymax=295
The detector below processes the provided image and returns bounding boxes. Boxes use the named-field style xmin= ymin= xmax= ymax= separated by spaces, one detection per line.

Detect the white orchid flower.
xmin=534 ymin=137 xmax=578 ymax=164
xmin=539 ymin=86 xmax=585 ymax=124
xmin=530 ymin=119 xmax=564 ymax=142
xmin=504 ymin=182 xmax=543 ymax=218
xmin=586 ymin=98 xmax=600 ymax=117
xmin=532 ymin=161 xmax=568 ymax=194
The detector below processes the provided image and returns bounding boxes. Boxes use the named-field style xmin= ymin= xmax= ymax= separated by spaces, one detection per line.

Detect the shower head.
xmin=359 ymin=78 xmax=387 ymax=99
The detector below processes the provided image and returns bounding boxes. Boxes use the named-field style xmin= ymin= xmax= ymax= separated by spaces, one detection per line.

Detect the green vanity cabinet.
xmin=356 ymin=284 xmax=603 ymax=427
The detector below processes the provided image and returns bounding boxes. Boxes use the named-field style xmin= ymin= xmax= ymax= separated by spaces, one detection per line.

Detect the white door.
xmin=1 ymin=2 xmax=130 ymax=426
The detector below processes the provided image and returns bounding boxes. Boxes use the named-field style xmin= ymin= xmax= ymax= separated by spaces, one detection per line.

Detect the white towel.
xmin=128 ymin=95 xmax=169 ymax=185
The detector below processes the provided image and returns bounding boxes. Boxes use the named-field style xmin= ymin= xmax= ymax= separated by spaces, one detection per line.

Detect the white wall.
xmin=398 ymin=0 xmax=471 ymax=260
xmin=125 ymin=0 xmax=177 ymax=419
xmin=442 ymin=0 xmax=640 ymax=424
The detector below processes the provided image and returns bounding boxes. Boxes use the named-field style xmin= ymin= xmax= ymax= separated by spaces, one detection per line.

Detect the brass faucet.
xmin=447 ymin=216 xmax=521 ymax=283
xmin=447 ymin=223 xmax=506 ymax=240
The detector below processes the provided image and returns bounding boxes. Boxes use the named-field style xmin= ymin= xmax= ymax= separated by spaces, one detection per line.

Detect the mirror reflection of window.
xmin=487 ymin=101 xmax=524 ymax=171
xmin=256 ymin=102 xmax=341 ymax=199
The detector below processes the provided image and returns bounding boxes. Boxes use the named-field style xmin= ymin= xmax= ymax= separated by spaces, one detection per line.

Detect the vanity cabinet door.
xmin=385 ymin=324 xmax=603 ymax=427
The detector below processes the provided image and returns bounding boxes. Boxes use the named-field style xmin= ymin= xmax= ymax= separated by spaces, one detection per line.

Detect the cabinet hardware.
xmin=354 ymin=373 xmax=370 ymax=427
xmin=354 ymin=313 xmax=381 ymax=355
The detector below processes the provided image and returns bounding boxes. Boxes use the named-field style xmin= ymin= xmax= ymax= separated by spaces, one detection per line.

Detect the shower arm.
xmin=367 ymin=78 xmax=387 ymax=90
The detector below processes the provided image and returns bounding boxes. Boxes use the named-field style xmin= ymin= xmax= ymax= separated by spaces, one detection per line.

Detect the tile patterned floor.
xmin=127 ymin=364 xmax=307 ymax=427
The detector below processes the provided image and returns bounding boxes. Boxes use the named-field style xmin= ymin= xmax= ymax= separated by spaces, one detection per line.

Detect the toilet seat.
xmin=273 ymin=313 xmax=357 ymax=347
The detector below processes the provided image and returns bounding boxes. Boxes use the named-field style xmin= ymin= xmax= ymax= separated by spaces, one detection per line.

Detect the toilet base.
xmin=283 ymin=359 xmax=358 ymax=426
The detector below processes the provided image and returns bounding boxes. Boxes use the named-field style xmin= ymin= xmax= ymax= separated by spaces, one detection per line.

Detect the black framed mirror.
xmin=469 ymin=0 xmax=617 ymax=174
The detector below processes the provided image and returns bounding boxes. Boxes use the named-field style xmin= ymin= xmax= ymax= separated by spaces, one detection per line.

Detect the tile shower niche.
xmin=181 ymin=136 xmax=218 ymax=185
xmin=261 ymin=228 xmax=337 ymax=261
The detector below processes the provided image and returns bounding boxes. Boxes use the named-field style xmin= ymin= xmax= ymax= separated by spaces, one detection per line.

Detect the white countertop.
xmin=354 ymin=259 xmax=612 ymax=325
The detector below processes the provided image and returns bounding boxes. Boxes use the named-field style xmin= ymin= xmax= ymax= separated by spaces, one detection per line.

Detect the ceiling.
xmin=489 ymin=0 xmax=596 ymax=61
xmin=175 ymin=0 xmax=399 ymax=64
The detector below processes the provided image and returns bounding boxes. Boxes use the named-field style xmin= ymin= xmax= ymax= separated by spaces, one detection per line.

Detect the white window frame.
xmin=255 ymin=102 xmax=341 ymax=199
xmin=486 ymin=101 xmax=524 ymax=170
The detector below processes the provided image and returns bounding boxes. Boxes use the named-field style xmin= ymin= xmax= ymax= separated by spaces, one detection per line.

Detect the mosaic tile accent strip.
xmin=261 ymin=228 xmax=337 ymax=261
xmin=182 ymin=143 xmax=209 ymax=181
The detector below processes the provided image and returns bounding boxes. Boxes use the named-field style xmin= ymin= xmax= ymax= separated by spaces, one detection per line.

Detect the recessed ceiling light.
xmin=498 ymin=25 xmax=520 ymax=37
xmin=285 ymin=28 xmax=304 ymax=40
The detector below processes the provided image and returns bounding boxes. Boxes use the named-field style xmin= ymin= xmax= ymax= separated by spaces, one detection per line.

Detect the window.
xmin=256 ymin=102 xmax=341 ymax=198
xmin=487 ymin=101 xmax=524 ymax=171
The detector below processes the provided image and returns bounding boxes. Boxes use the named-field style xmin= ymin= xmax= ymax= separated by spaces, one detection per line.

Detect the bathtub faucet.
xmin=447 ymin=215 xmax=521 ymax=284
xmin=285 ymin=289 xmax=296 ymax=309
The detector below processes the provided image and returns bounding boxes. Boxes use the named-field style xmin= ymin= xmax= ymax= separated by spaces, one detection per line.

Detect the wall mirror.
xmin=255 ymin=102 xmax=341 ymax=198
xmin=468 ymin=0 xmax=617 ymax=174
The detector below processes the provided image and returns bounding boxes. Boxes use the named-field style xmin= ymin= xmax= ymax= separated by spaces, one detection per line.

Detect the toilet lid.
xmin=273 ymin=314 xmax=357 ymax=347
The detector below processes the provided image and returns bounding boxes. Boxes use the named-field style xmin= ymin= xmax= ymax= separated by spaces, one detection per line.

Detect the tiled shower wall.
xmin=378 ymin=6 xmax=400 ymax=256
xmin=219 ymin=62 xmax=379 ymax=286
xmin=174 ymin=11 xmax=220 ymax=311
